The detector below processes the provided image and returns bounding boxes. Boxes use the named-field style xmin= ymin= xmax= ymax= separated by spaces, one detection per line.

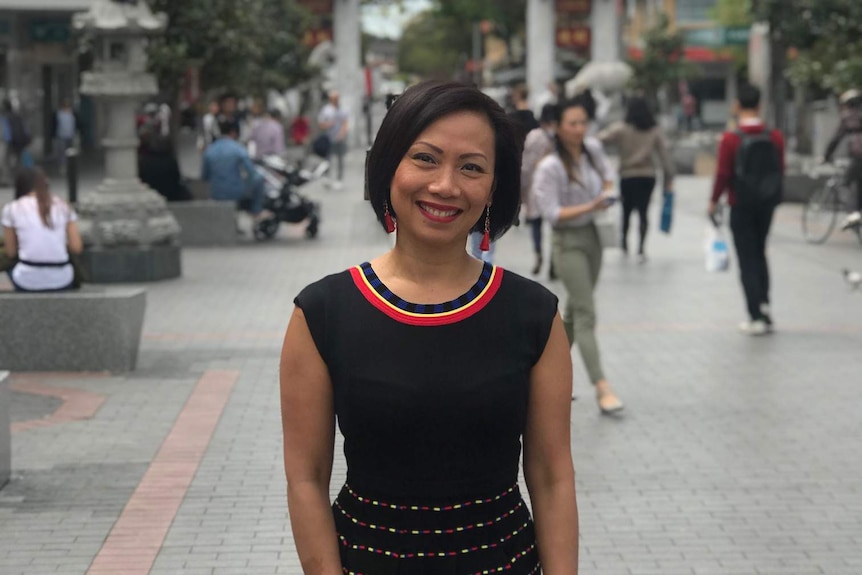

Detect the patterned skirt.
xmin=333 ymin=482 xmax=541 ymax=575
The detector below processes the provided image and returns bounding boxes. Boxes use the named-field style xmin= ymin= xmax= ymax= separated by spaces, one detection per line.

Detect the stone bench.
xmin=167 ymin=200 xmax=238 ymax=246
xmin=0 ymin=371 xmax=8 ymax=489
xmin=0 ymin=288 xmax=146 ymax=373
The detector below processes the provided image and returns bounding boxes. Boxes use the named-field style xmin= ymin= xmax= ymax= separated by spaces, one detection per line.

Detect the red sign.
xmin=302 ymin=28 xmax=333 ymax=47
xmin=556 ymin=0 xmax=590 ymax=14
xmin=556 ymin=26 xmax=591 ymax=49
xmin=298 ymin=0 xmax=332 ymax=15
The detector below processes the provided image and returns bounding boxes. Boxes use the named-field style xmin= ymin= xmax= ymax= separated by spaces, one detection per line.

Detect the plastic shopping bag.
xmin=705 ymin=220 xmax=730 ymax=272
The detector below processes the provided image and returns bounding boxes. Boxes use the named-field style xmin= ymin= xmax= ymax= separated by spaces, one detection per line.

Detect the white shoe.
xmin=738 ymin=320 xmax=771 ymax=336
xmin=841 ymin=211 xmax=862 ymax=231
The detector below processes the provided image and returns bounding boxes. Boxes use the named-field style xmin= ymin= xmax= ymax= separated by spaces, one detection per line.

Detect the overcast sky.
xmin=362 ymin=0 xmax=433 ymax=39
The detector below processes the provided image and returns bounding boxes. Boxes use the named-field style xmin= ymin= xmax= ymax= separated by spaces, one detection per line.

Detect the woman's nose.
xmin=427 ymin=169 xmax=460 ymax=197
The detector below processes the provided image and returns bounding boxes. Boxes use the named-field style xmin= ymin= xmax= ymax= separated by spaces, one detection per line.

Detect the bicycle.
xmin=802 ymin=158 xmax=862 ymax=244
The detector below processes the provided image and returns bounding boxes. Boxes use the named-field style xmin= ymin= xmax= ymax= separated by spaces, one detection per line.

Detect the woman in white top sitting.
xmin=2 ymin=167 xmax=83 ymax=292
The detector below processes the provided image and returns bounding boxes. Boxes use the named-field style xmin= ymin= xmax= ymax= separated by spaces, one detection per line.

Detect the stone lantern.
xmin=72 ymin=0 xmax=181 ymax=283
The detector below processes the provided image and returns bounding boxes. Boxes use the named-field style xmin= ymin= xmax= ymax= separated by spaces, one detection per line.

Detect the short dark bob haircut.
xmin=367 ymin=80 xmax=522 ymax=241
xmin=624 ymin=96 xmax=656 ymax=131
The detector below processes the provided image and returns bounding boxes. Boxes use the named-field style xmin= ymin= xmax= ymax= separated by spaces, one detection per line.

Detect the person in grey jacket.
xmin=533 ymin=96 xmax=623 ymax=414
xmin=597 ymin=96 xmax=674 ymax=262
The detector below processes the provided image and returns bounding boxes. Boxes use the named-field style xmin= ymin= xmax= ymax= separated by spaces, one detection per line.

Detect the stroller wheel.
xmin=254 ymin=218 xmax=279 ymax=241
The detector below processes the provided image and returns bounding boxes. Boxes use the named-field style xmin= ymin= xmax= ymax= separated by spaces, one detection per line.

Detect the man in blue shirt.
xmin=202 ymin=119 xmax=266 ymax=218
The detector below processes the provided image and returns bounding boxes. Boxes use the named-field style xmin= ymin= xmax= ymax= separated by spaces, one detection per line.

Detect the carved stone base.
xmin=76 ymin=179 xmax=182 ymax=248
xmin=79 ymin=245 xmax=181 ymax=283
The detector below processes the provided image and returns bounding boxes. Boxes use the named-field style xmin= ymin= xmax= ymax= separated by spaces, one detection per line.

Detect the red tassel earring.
xmin=384 ymin=201 xmax=396 ymax=233
xmin=479 ymin=206 xmax=491 ymax=252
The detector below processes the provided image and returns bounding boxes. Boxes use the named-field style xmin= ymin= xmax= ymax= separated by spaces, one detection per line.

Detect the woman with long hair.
xmin=280 ymin=81 xmax=579 ymax=574
xmin=598 ymin=96 xmax=674 ymax=261
xmin=533 ymin=96 xmax=624 ymax=413
xmin=1 ymin=166 xmax=82 ymax=291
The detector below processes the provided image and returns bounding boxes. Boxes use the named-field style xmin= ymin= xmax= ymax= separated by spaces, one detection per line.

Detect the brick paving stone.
xmin=2 ymin=130 xmax=862 ymax=575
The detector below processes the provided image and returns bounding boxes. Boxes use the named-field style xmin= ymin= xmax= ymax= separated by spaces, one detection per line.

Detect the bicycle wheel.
xmin=802 ymin=184 xmax=839 ymax=244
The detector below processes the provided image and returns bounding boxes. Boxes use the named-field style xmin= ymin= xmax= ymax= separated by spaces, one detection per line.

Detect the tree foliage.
xmin=434 ymin=0 xmax=526 ymax=41
xmin=397 ymin=11 xmax=470 ymax=79
xmin=145 ymin=0 xmax=313 ymax=100
xmin=627 ymin=13 xmax=691 ymax=106
xmin=754 ymin=0 xmax=862 ymax=93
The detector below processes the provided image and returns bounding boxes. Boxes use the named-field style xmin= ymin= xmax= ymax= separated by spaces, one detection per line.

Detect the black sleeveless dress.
xmin=294 ymin=262 xmax=559 ymax=575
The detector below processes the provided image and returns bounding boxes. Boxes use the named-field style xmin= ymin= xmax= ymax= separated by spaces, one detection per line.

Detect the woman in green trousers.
xmin=533 ymin=96 xmax=624 ymax=414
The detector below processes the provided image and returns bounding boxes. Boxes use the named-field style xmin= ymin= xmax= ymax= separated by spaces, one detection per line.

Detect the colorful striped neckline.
xmin=349 ymin=261 xmax=503 ymax=326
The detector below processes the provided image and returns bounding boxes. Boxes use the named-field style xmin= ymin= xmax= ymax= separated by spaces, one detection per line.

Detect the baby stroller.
xmin=249 ymin=155 xmax=325 ymax=241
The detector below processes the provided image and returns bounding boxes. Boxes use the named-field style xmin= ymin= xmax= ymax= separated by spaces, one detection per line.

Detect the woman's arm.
xmin=595 ymin=121 xmax=623 ymax=145
xmin=3 ymin=226 xmax=17 ymax=258
xmin=524 ymin=314 xmax=579 ymax=574
xmin=67 ymin=221 xmax=83 ymax=255
xmin=280 ymin=307 xmax=342 ymax=575
xmin=534 ymin=157 xmax=606 ymax=224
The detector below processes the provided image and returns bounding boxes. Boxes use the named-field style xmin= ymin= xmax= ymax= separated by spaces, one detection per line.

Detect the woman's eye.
xmin=462 ymin=163 xmax=485 ymax=174
xmin=413 ymin=153 xmax=436 ymax=164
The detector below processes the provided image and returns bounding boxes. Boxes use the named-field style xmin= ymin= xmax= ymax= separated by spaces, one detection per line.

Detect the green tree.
xmin=754 ymin=0 xmax=862 ymax=93
xmin=145 ymin=0 xmax=312 ymax=103
xmin=434 ymin=0 xmax=526 ymax=44
xmin=627 ymin=13 xmax=691 ymax=110
xmin=397 ymin=11 xmax=471 ymax=79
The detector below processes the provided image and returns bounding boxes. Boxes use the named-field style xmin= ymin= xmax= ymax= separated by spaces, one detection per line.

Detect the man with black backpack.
xmin=709 ymin=84 xmax=785 ymax=336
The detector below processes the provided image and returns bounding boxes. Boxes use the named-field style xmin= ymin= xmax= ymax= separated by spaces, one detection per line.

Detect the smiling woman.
xmin=280 ymin=81 xmax=580 ymax=575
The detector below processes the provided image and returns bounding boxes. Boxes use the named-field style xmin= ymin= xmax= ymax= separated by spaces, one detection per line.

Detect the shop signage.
xmin=684 ymin=26 xmax=750 ymax=47
xmin=556 ymin=25 xmax=591 ymax=49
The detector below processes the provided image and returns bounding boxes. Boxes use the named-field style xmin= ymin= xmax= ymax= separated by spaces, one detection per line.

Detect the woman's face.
xmin=557 ymin=105 xmax=589 ymax=149
xmin=389 ymin=110 xmax=496 ymax=249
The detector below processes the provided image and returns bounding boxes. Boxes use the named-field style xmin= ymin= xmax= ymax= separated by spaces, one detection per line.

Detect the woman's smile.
xmin=417 ymin=201 xmax=463 ymax=223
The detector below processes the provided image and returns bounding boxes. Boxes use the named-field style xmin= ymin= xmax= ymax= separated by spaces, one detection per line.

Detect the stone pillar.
xmin=527 ymin=0 xmax=556 ymax=114
xmin=591 ymin=0 xmax=623 ymax=63
xmin=72 ymin=0 xmax=181 ymax=283
xmin=333 ymin=0 xmax=363 ymax=147
xmin=0 ymin=371 xmax=9 ymax=490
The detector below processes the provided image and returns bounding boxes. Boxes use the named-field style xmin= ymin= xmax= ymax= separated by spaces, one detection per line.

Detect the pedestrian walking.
xmin=709 ymin=83 xmax=784 ymax=335
xmin=468 ymin=84 xmax=541 ymax=263
xmin=522 ymin=103 xmax=559 ymax=276
xmin=533 ymin=96 xmax=624 ymax=413
xmin=249 ymin=108 xmax=286 ymax=158
xmin=51 ymin=99 xmax=79 ymax=175
xmin=280 ymin=80 xmax=579 ymax=574
xmin=822 ymin=89 xmax=862 ymax=231
xmin=1 ymin=167 xmax=83 ymax=292
xmin=597 ymin=96 xmax=674 ymax=262
xmin=2 ymin=99 xmax=32 ymax=172
xmin=198 ymin=99 xmax=220 ymax=151
xmin=317 ymin=90 xmax=350 ymax=189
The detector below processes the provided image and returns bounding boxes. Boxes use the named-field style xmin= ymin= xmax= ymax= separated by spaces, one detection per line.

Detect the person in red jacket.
xmin=709 ymin=84 xmax=785 ymax=336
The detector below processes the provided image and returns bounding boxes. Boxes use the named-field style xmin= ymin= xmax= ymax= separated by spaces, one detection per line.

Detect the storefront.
xmin=0 ymin=1 xmax=92 ymax=161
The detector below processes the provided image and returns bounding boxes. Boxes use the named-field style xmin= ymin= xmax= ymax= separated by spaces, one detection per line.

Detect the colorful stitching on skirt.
xmin=335 ymin=499 xmax=525 ymax=535
xmin=337 ymin=520 xmax=530 ymax=558
xmin=346 ymin=483 xmax=517 ymax=512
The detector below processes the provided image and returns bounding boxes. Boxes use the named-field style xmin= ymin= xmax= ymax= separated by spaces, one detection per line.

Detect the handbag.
xmin=594 ymin=204 xmax=619 ymax=249
xmin=311 ymin=134 xmax=331 ymax=158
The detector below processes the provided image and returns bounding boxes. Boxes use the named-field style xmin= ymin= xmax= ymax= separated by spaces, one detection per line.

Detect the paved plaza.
xmin=2 ymin=144 xmax=862 ymax=575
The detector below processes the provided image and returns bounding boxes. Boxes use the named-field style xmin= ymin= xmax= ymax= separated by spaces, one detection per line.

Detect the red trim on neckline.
xmin=349 ymin=266 xmax=504 ymax=326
